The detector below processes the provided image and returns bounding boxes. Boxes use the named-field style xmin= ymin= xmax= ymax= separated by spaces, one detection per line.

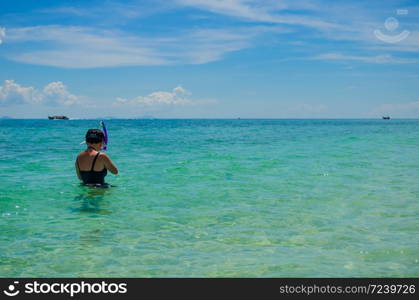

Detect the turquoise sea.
xmin=0 ymin=119 xmax=418 ymax=277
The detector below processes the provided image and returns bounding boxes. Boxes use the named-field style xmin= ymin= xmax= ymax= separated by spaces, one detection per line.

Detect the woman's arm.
xmin=101 ymin=153 xmax=118 ymax=175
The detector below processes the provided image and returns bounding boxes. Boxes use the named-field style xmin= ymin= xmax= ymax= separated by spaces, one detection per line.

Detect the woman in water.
xmin=75 ymin=129 xmax=118 ymax=186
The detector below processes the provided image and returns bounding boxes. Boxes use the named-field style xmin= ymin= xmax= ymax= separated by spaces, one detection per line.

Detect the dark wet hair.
xmin=85 ymin=129 xmax=104 ymax=144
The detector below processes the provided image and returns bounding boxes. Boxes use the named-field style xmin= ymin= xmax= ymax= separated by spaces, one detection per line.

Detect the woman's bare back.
xmin=77 ymin=151 xmax=106 ymax=171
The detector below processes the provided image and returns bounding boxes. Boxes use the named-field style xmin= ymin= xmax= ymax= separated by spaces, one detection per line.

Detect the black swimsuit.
xmin=77 ymin=152 xmax=107 ymax=185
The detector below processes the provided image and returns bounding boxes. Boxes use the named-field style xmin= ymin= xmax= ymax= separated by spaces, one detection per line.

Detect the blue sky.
xmin=0 ymin=0 xmax=418 ymax=118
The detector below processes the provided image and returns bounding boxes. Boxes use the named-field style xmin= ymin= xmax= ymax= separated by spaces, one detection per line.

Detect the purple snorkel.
xmin=100 ymin=121 xmax=108 ymax=151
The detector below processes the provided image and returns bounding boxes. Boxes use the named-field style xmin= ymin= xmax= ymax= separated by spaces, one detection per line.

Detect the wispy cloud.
xmin=369 ymin=101 xmax=419 ymax=117
xmin=0 ymin=27 xmax=5 ymax=44
xmin=2 ymin=25 xmax=278 ymax=68
xmin=311 ymin=52 xmax=419 ymax=64
xmin=380 ymin=101 xmax=419 ymax=110
xmin=175 ymin=0 xmax=342 ymax=30
xmin=174 ymin=0 xmax=419 ymax=54
xmin=37 ymin=0 xmax=174 ymax=20
xmin=0 ymin=80 xmax=80 ymax=106
xmin=1 ymin=0 xmax=418 ymax=70
xmin=38 ymin=6 xmax=92 ymax=17
xmin=4 ymin=26 xmax=168 ymax=68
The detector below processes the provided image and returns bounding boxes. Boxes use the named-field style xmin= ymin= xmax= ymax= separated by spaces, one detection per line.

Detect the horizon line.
xmin=1 ymin=117 xmax=418 ymax=120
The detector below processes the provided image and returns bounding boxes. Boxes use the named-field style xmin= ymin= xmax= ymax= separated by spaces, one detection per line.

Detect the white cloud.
xmin=311 ymin=52 xmax=419 ymax=64
xmin=0 ymin=80 xmax=40 ymax=105
xmin=38 ymin=6 xmax=92 ymax=17
xmin=5 ymin=26 xmax=168 ymax=68
xmin=116 ymin=86 xmax=194 ymax=106
xmin=174 ymin=0 xmax=419 ymax=55
xmin=3 ymin=25 xmax=272 ymax=68
xmin=175 ymin=0 xmax=340 ymax=30
xmin=42 ymin=82 xmax=79 ymax=105
xmin=37 ymin=1 xmax=174 ymax=20
xmin=0 ymin=80 xmax=79 ymax=106
xmin=3 ymin=2 xmax=418 ymax=69
xmin=0 ymin=27 xmax=5 ymax=44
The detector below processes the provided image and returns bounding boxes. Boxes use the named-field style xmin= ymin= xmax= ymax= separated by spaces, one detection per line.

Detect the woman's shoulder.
xmin=99 ymin=152 xmax=110 ymax=160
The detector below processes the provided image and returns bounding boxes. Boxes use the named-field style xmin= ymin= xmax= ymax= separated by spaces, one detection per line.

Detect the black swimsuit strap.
xmin=91 ymin=152 xmax=101 ymax=171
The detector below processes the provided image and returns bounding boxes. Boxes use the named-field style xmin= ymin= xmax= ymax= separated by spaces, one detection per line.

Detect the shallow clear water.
xmin=0 ymin=119 xmax=418 ymax=277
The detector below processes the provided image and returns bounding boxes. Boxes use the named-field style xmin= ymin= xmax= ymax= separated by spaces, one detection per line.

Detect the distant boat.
xmin=382 ymin=116 xmax=390 ymax=120
xmin=48 ymin=115 xmax=69 ymax=120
